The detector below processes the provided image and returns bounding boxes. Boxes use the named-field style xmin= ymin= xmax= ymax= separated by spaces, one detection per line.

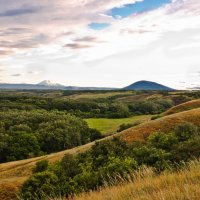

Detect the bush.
xmin=171 ymin=136 xmax=200 ymax=162
xmin=148 ymin=132 xmax=178 ymax=151
xmin=33 ymin=160 xmax=49 ymax=173
xmin=117 ymin=123 xmax=133 ymax=132
xmin=131 ymin=146 xmax=171 ymax=170
xmin=174 ymin=123 xmax=199 ymax=142
xmin=21 ymin=171 xmax=58 ymax=200
xmin=90 ymin=129 xmax=102 ymax=141
xmin=60 ymin=154 xmax=80 ymax=178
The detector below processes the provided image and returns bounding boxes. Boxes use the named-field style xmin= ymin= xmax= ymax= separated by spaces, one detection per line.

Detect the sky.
xmin=0 ymin=0 xmax=200 ymax=89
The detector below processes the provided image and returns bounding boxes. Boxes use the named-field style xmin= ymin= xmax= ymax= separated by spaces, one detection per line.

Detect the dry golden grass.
xmin=164 ymin=99 xmax=200 ymax=116
xmin=1 ymin=108 xmax=200 ymax=200
xmin=0 ymin=178 xmax=26 ymax=200
xmin=63 ymin=91 xmax=133 ymax=100
xmin=116 ymin=93 xmax=163 ymax=103
xmin=0 ymin=142 xmax=96 ymax=200
xmin=73 ymin=160 xmax=200 ymax=200
xmin=119 ymin=108 xmax=200 ymax=143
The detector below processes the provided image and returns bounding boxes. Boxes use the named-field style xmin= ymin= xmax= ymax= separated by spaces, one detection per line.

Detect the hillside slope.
xmin=119 ymin=108 xmax=200 ymax=143
xmin=0 ymin=142 xmax=96 ymax=200
xmin=1 ymin=108 xmax=200 ymax=200
xmin=163 ymin=99 xmax=200 ymax=116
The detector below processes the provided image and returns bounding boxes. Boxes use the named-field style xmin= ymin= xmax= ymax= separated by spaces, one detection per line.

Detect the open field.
xmin=164 ymin=99 xmax=200 ymax=116
xmin=85 ymin=115 xmax=151 ymax=134
xmin=74 ymin=160 xmax=200 ymax=200
xmin=63 ymin=91 xmax=134 ymax=100
xmin=1 ymin=108 xmax=200 ymax=200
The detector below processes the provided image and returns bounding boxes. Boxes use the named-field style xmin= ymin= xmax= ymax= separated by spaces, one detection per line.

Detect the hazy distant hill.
xmin=0 ymin=81 xmax=117 ymax=90
xmin=0 ymin=80 xmax=174 ymax=90
xmin=124 ymin=80 xmax=174 ymax=91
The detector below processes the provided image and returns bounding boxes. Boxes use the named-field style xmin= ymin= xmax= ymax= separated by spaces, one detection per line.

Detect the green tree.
xmin=148 ymin=132 xmax=178 ymax=150
xmin=33 ymin=160 xmax=49 ymax=173
xmin=174 ymin=123 xmax=199 ymax=142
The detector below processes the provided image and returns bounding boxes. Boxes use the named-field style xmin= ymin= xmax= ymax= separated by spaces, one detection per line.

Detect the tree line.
xmin=0 ymin=93 xmax=175 ymax=118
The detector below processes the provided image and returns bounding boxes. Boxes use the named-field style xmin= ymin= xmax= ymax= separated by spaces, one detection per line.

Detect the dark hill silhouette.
xmin=124 ymin=80 xmax=174 ymax=91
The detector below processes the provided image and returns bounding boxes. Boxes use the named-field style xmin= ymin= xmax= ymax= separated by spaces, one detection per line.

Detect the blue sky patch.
xmin=89 ymin=23 xmax=110 ymax=30
xmin=110 ymin=0 xmax=172 ymax=18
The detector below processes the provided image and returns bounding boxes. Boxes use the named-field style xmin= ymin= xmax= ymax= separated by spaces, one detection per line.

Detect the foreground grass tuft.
xmin=73 ymin=160 xmax=200 ymax=200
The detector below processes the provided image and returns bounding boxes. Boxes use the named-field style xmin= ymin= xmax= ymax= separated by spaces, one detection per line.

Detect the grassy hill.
xmin=74 ymin=160 xmax=200 ymax=200
xmin=163 ymin=99 xmax=200 ymax=116
xmin=1 ymin=108 xmax=200 ymax=200
xmin=119 ymin=108 xmax=200 ymax=143
xmin=0 ymin=142 xmax=97 ymax=200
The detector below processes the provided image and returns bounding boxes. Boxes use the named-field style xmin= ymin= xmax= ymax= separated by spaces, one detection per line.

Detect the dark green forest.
xmin=0 ymin=110 xmax=101 ymax=163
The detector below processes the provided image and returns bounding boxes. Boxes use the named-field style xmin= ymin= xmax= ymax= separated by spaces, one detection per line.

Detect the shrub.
xmin=171 ymin=136 xmax=200 ymax=162
xmin=21 ymin=171 xmax=58 ymax=200
xmin=148 ymin=132 xmax=178 ymax=151
xmin=60 ymin=154 xmax=80 ymax=178
xmin=117 ymin=123 xmax=133 ymax=132
xmin=90 ymin=128 xmax=102 ymax=141
xmin=33 ymin=160 xmax=49 ymax=173
xmin=174 ymin=123 xmax=199 ymax=142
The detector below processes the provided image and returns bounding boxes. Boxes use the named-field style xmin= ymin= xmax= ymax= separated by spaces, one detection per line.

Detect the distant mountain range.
xmin=123 ymin=80 xmax=174 ymax=91
xmin=0 ymin=80 xmax=175 ymax=91
xmin=0 ymin=80 xmax=116 ymax=90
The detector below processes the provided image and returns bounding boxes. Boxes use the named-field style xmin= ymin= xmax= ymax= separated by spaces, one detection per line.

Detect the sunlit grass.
xmin=65 ymin=91 xmax=134 ymax=100
xmin=164 ymin=99 xmax=200 ymax=116
xmin=73 ymin=160 xmax=200 ymax=200
xmin=85 ymin=115 xmax=151 ymax=134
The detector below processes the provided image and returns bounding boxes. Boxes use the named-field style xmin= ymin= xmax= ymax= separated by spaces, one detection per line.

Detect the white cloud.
xmin=0 ymin=0 xmax=200 ymax=88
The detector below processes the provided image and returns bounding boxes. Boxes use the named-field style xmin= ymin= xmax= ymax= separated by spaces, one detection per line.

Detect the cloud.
xmin=0 ymin=40 xmax=37 ymax=49
xmin=64 ymin=43 xmax=93 ymax=49
xmin=0 ymin=50 xmax=13 ymax=56
xmin=11 ymin=73 xmax=21 ymax=77
xmin=74 ymin=36 xmax=99 ymax=42
xmin=0 ymin=0 xmax=200 ymax=88
xmin=0 ymin=28 xmax=31 ymax=36
xmin=0 ymin=5 xmax=41 ymax=17
xmin=27 ymin=71 xmax=40 ymax=75
xmin=120 ymin=28 xmax=152 ymax=34
xmin=0 ymin=0 xmax=141 ymax=57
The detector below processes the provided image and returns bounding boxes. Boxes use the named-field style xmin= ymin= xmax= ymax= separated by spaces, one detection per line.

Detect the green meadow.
xmin=85 ymin=115 xmax=151 ymax=134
